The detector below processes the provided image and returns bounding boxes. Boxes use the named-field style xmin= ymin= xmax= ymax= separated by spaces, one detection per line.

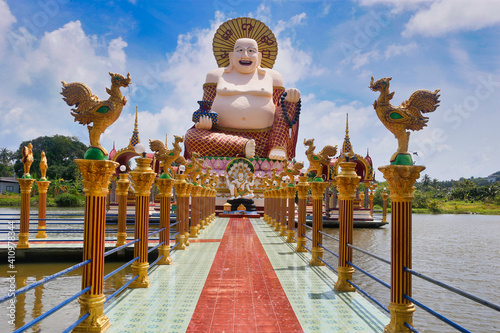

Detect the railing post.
xmin=156 ymin=177 xmax=174 ymax=264
xmin=269 ymin=189 xmax=275 ymax=226
xmin=274 ymin=188 xmax=282 ymax=232
xmin=190 ymin=184 xmax=202 ymax=238
xmin=115 ymin=173 xmax=130 ymax=247
xmin=263 ymin=190 xmax=268 ymax=223
xmin=129 ymin=157 xmax=156 ymax=288
xmin=285 ymin=184 xmax=296 ymax=243
xmin=184 ymin=183 xmax=193 ymax=245
xmin=309 ymin=180 xmax=328 ymax=266
xmin=295 ymin=175 xmax=309 ymax=252
xmin=369 ymin=182 xmax=377 ymax=218
xmin=279 ymin=187 xmax=287 ymax=236
xmin=211 ymin=187 xmax=216 ymax=222
xmin=36 ymin=180 xmax=50 ymax=239
xmin=73 ymin=159 xmax=117 ymax=332
xmin=334 ymin=161 xmax=359 ymax=292
xmin=173 ymin=174 xmax=187 ymax=250
xmin=379 ymin=165 xmax=424 ymax=333
xmin=17 ymin=179 xmax=35 ymax=249
xmin=201 ymin=187 xmax=208 ymax=226
xmin=382 ymin=189 xmax=389 ymax=223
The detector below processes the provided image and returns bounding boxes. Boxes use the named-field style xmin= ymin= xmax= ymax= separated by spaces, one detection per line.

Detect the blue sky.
xmin=1 ymin=0 xmax=499 ymax=180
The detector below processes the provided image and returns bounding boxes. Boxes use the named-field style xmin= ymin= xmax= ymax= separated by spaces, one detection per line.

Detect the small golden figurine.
xmin=282 ymin=161 xmax=304 ymax=181
xmin=149 ymin=135 xmax=186 ymax=178
xmin=304 ymin=138 xmax=337 ymax=181
xmin=369 ymin=76 xmax=440 ymax=164
xmin=61 ymin=72 xmax=132 ymax=156
xmin=22 ymin=143 xmax=34 ymax=178
xmin=40 ymin=151 xmax=48 ymax=180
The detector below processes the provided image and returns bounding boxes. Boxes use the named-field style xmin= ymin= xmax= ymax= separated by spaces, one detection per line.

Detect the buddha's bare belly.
xmin=212 ymin=94 xmax=275 ymax=129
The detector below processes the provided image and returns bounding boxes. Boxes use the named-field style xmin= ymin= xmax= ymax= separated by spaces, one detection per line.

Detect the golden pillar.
xmin=156 ymin=178 xmax=174 ymax=265
xmin=36 ymin=180 xmax=50 ymax=239
xmin=272 ymin=189 xmax=279 ymax=228
xmin=285 ymin=184 xmax=296 ymax=243
xmin=190 ymin=185 xmax=202 ymax=238
xmin=309 ymin=180 xmax=328 ymax=266
xmin=73 ymin=159 xmax=117 ymax=332
xmin=17 ymin=179 xmax=35 ymax=249
xmin=199 ymin=187 xmax=206 ymax=230
xmin=379 ymin=165 xmax=425 ymax=333
xmin=263 ymin=190 xmax=268 ymax=223
xmin=369 ymin=183 xmax=377 ymax=218
xmin=382 ymin=189 xmax=389 ymax=223
xmin=184 ymin=182 xmax=193 ymax=244
xmin=129 ymin=157 xmax=156 ymax=288
xmin=279 ymin=187 xmax=287 ymax=236
xmin=359 ymin=192 xmax=365 ymax=209
xmin=173 ymin=174 xmax=188 ymax=250
xmin=295 ymin=176 xmax=309 ymax=252
xmin=211 ymin=188 xmax=216 ymax=221
xmin=115 ymin=174 xmax=130 ymax=247
xmin=201 ymin=187 xmax=208 ymax=227
xmin=274 ymin=188 xmax=282 ymax=232
xmin=268 ymin=189 xmax=274 ymax=226
xmin=334 ymin=161 xmax=360 ymax=292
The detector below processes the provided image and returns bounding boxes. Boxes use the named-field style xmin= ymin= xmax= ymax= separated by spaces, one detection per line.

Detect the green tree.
xmin=13 ymin=135 xmax=87 ymax=180
xmin=0 ymin=148 xmax=15 ymax=177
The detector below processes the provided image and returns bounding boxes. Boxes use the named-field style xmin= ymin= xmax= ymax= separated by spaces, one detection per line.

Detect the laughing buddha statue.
xmin=184 ymin=17 xmax=301 ymax=161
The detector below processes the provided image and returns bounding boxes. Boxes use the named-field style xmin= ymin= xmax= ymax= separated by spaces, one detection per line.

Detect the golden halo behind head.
xmin=213 ymin=17 xmax=278 ymax=69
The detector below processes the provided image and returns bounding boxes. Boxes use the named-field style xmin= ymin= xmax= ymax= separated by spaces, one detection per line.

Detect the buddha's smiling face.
xmin=230 ymin=38 xmax=261 ymax=74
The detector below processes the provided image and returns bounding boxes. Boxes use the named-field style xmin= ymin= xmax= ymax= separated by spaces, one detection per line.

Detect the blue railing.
xmin=282 ymin=217 xmax=500 ymax=333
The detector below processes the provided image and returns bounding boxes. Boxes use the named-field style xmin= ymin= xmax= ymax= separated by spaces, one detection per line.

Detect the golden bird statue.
xmin=61 ymin=72 xmax=132 ymax=156
xmin=369 ymin=76 xmax=440 ymax=164
xmin=21 ymin=143 xmax=34 ymax=178
xmin=149 ymin=135 xmax=185 ymax=178
xmin=40 ymin=151 xmax=48 ymax=181
xmin=304 ymin=138 xmax=337 ymax=180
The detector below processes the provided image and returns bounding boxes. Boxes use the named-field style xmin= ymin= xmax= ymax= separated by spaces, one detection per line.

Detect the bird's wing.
xmin=403 ymin=89 xmax=441 ymax=114
xmin=149 ymin=140 xmax=167 ymax=156
xmin=319 ymin=145 xmax=337 ymax=158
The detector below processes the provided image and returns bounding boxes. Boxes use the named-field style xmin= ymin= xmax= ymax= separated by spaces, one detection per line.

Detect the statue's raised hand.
xmin=195 ymin=115 xmax=213 ymax=130
xmin=285 ymin=88 xmax=300 ymax=103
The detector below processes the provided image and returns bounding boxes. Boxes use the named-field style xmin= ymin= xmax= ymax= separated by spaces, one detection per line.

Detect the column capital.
xmin=130 ymin=158 xmax=156 ymax=196
xmin=74 ymin=159 xmax=118 ymax=196
xmin=378 ymin=165 xmax=425 ymax=201
xmin=156 ymin=178 xmax=174 ymax=197
xmin=335 ymin=161 xmax=360 ymax=200
xmin=17 ymin=178 xmax=35 ymax=193
xmin=36 ymin=180 xmax=50 ymax=193
xmin=116 ymin=173 xmax=130 ymax=196
xmin=310 ymin=181 xmax=328 ymax=199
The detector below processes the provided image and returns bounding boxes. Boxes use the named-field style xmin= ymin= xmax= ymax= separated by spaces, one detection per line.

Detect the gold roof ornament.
xmin=213 ymin=17 xmax=278 ymax=69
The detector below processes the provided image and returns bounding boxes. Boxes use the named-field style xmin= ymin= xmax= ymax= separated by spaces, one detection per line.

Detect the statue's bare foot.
xmin=269 ymin=148 xmax=286 ymax=160
xmin=245 ymin=139 xmax=256 ymax=158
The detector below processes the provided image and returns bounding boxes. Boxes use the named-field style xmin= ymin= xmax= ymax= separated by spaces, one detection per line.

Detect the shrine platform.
xmin=103 ymin=217 xmax=389 ymax=332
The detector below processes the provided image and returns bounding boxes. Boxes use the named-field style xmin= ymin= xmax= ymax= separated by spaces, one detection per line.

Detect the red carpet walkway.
xmin=187 ymin=218 xmax=302 ymax=332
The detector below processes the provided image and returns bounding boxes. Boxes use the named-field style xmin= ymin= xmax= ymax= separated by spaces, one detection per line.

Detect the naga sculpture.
xmin=61 ymin=72 xmax=131 ymax=156
xmin=304 ymin=138 xmax=337 ymax=180
xmin=369 ymin=76 xmax=440 ymax=164
xmin=149 ymin=135 xmax=185 ymax=178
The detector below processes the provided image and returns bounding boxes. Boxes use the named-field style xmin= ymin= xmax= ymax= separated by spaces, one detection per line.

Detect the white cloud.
xmin=384 ymin=42 xmax=418 ymax=59
xmin=404 ymin=0 xmax=500 ymax=37
xmin=0 ymin=0 xmax=16 ymax=58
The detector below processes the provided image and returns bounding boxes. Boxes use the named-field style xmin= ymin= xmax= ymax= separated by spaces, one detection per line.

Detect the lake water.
xmin=1 ymin=208 xmax=499 ymax=332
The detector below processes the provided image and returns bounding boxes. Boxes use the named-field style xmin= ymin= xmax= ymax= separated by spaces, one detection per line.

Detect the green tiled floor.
xmin=105 ymin=219 xmax=228 ymax=332
xmin=252 ymin=219 xmax=389 ymax=332
xmin=104 ymin=218 xmax=390 ymax=332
